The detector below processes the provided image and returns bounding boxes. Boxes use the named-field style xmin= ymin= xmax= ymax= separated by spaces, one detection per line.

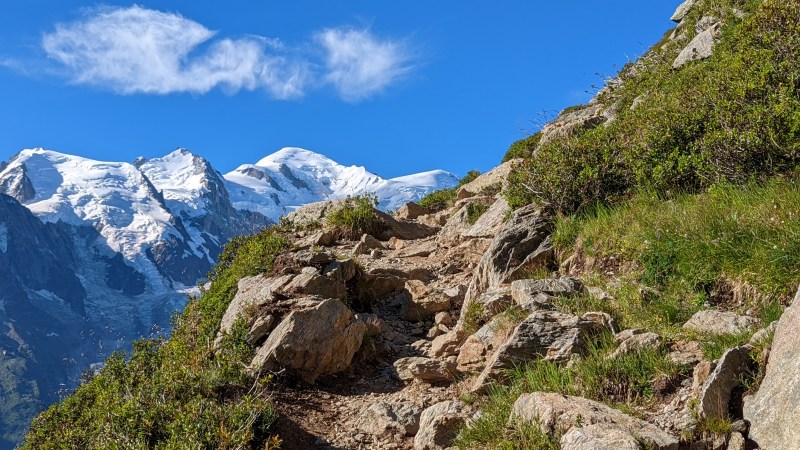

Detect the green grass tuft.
xmin=555 ymin=179 xmax=800 ymax=323
xmin=326 ymin=195 xmax=382 ymax=239
xmin=466 ymin=203 xmax=489 ymax=224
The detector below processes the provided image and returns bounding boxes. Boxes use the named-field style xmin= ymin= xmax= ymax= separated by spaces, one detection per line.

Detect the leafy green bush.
xmin=22 ymin=228 xmax=290 ymax=449
xmin=465 ymin=203 xmax=488 ymax=224
xmin=502 ymin=133 xmax=541 ymax=163
xmin=326 ymin=195 xmax=381 ymax=239
xmin=418 ymin=170 xmax=481 ymax=210
xmin=507 ymin=0 xmax=800 ymax=214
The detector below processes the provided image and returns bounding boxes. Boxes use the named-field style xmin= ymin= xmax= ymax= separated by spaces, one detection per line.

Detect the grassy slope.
xmin=22 ymin=229 xmax=290 ymax=449
xmin=460 ymin=0 xmax=799 ymax=448
xmin=505 ymin=0 xmax=800 ymax=212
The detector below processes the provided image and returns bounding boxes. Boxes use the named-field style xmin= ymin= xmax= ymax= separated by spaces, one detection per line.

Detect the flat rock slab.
xmin=511 ymin=392 xmax=679 ymax=450
xmin=683 ymin=309 xmax=758 ymax=336
xmin=673 ymin=21 xmax=721 ymax=69
xmin=511 ymin=277 xmax=585 ymax=307
xmin=560 ymin=423 xmax=640 ymax=450
xmin=394 ymin=356 xmax=455 ymax=383
xmin=356 ymin=402 xmax=422 ymax=437
xmin=699 ymin=345 xmax=753 ymax=420
xmin=464 ymin=204 xmax=553 ymax=305
xmin=671 ymin=0 xmax=698 ymax=22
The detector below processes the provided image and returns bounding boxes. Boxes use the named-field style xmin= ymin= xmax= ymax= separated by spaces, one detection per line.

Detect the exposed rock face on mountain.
xmin=0 ymin=194 xmax=90 ymax=447
xmin=0 ymin=146 xmax=456 ymax=449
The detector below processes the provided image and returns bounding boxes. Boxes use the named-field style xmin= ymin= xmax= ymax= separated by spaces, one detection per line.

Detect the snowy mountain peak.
xmin=224 ymin=147 xmax=458 ymax=219
xmin=255 ymin=147 xmax=341 ymax=170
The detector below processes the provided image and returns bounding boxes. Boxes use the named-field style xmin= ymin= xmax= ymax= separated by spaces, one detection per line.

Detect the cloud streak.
xmin=38 ymin=6 xmax=414 ymax=101
xmin=317 ymin=28 xmax=413 ymax=102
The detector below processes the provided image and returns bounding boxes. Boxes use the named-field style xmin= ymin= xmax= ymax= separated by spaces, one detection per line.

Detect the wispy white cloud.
xmin=317 ymin=28 xmax=413 ymax=102
xmin=34 ymin=6 xmax=415 ymax=101
xmin=41 ymin=6 xmax=308 ymax=98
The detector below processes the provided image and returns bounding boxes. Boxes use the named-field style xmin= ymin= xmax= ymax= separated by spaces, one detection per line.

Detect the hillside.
xmin=20 ymin=0 xmax=800 ymax=449
xmin=0 ymin=147 xmax=455 ymax=449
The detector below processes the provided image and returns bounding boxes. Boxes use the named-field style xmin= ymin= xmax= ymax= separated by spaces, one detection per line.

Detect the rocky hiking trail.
xmin=213 ymin=157 xmax=791 ymax=450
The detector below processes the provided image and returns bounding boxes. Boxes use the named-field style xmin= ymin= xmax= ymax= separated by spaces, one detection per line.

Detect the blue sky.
xmin=0 ymin=2 xmax=677 ymax=178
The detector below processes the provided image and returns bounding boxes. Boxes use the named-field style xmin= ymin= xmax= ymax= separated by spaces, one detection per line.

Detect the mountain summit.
xmin=224 ymin=147 xmax=459 ymax=219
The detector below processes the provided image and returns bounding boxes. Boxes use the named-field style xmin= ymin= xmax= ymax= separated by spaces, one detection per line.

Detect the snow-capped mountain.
xmin=0 ymin=146 xmax=456 ymax=448
xmin=224 ymin=147 xmax=459 ymax=219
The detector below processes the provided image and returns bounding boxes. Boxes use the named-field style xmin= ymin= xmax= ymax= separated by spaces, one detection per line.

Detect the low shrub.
xmin=502 ymin=133 xmax=541 ymax=163
xmin=326 ymin=195 xmax=382 ymax=239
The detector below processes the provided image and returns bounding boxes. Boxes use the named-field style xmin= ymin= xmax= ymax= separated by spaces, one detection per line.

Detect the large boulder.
xmin=464 ymin=197 xmax=509 ymax=239
xmin=352 ymin=233 xmax=384 ymax=255
xmin=218 ymin=274 xmax=294 ymax=335
xmin=393 ymin=357 xmax=455 ymax=383
xmin=474 ymin=286 xmax=514 ymax=317
xmin=511 ymin=392 xmax=679 ymax=450
xmin=671 ymin=0 xmax=698 ymax=22
xmin=511 ymin=277 xmax=585 ymax=302
xmin=249 ymin=298 xmax=366 ymax=383
xmin=284 ymin=199 xmax=437 ymax=240
xmin=463 ymin=204 xmax=553 ymax=307
xmin=456 ymin=161 xmax=516 ymax=199
xmin=401 ymin=293 xmax=451 ymax=321
xmin=744 ymin=287 xmax=800 ymax=449
xmin=395 ymin=202 xmax=431 ymax=220
xmin=471 ymin=310 xmax=602 ymax=392
xmin=281 ymin=271 xmax=347 ymax=300
xmin=437 ymin=196 xmax=495 ymax=246
xmin=358 ymin=272 xmax=407 ymax=302
xmin=673 ymin=20 xmax=722 ymax=69
xmin=538 ymin=103 xmax=610 ymax=147
xmin=414 ymin=401 xmax=472 ymax=450
xmin=457 ymin=313 xmax=517 ymax=372
xmin=683 ymin=309 xmax=758 ymax=336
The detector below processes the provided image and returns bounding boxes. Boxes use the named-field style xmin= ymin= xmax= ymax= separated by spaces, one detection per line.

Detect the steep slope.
xmin=224 ymin=147 xmax=459 ymax=219
xmin=0 ymin=194 xmax=90 ymax=448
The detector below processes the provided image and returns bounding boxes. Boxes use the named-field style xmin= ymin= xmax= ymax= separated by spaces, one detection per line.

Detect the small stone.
xmin=434 ymin=312 xmax=454 ymax=327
